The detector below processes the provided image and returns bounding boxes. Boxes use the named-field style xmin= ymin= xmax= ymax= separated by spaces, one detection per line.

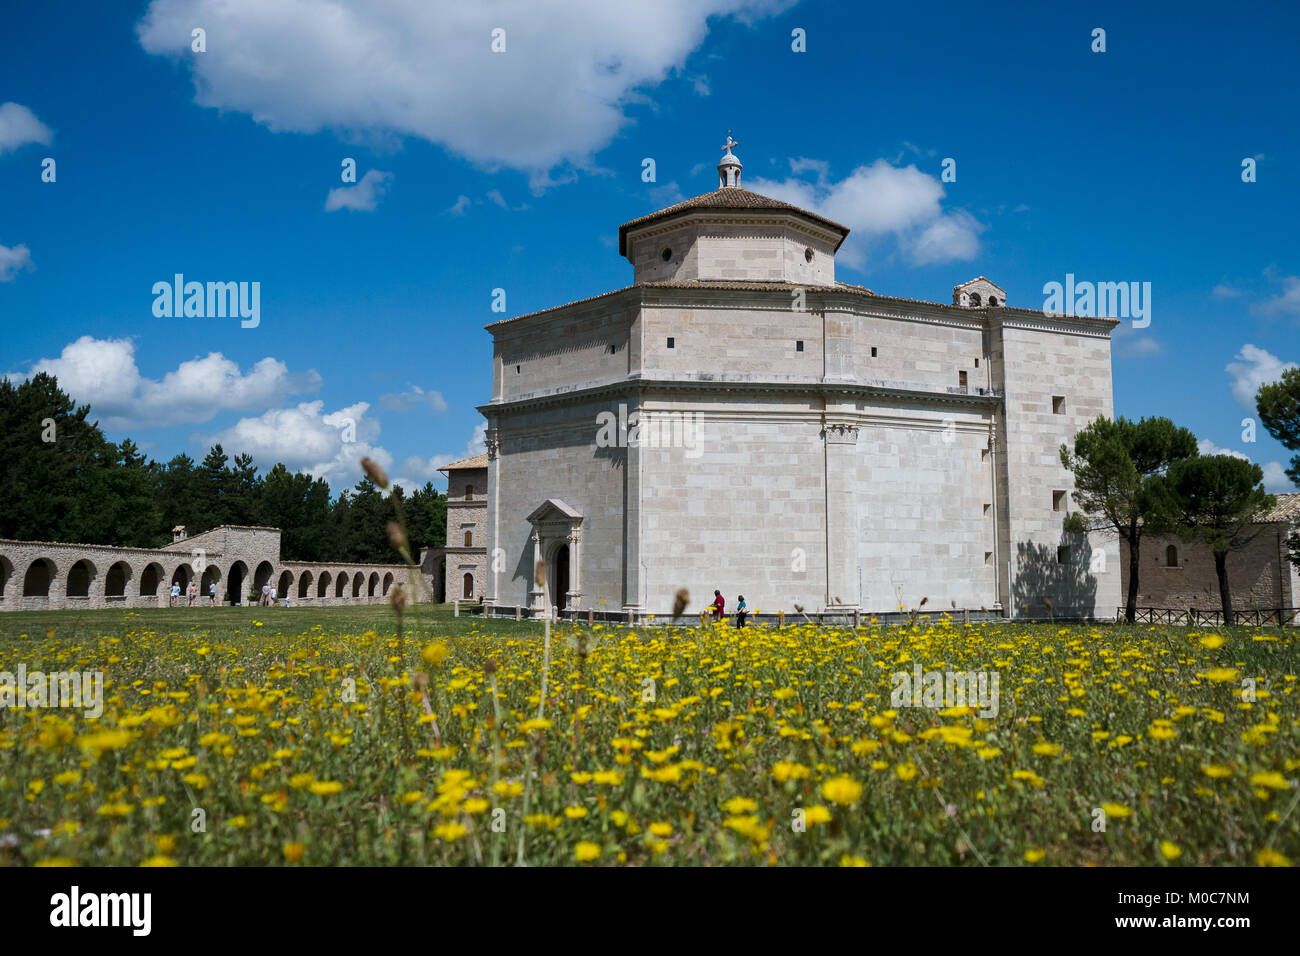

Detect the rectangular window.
xmin=981 ymin=448 xmax=990 ymax=461
xmin=1052 ymin=395 xmax=1065 ymax=414
xmin=983 ymin=503 xmax=991 ymax=516
xmin=870 ymin=347 xmax=877 ymax=358
xmin=1053 ymin=490 xmax=1067 ymax=512
xmin=984 ymin=551 xmax=993 ymax=566
xmin=1057 ymin=545 xmax=1071 ymax=564
xmin=796 ymin=340 xmax=804 ymax=352
xmin=667 ymin=337 xmax=675 ymax=349
xmin=975 ymin=358 xmax=980 ymax=368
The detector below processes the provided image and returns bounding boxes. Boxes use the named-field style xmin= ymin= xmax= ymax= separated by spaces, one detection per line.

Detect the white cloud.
xmin=0 ymin=103 xmax=52 ymax=155
xmin=1211 ymin=283 xmax=1241 ymax=299
xmin=1250 ymin=275 xmax=1300 ymax=319
xmin=0 ymin=243 xmax=33 ymax=281
xmin=1110 ymin=322 xmax=1162 ymax=359
xmin=136 ymin=0 xmax=792 ymax=187
xmin=486 ymin=188 xmax=507 ymax=209
xmin=1262 ymin=461 xmax=1294 ymax=493
xmin=8 ymin=335 xmax=321 ymax=430
xmin=748 ymin=158 xmax=984 ymax=270
xmin=447 ymin=194 xmax=471 ymax=216
xmin=1197 ymin=438 xmax=1250 ymax=461
xmin=400 ymin=423 xmax=487 ymax=485
xmin=202 ymin=399 xmax=392 ymax=489
xmin=1225 ymin=343 xmax=1297 ymax=410
xmin=324 ymin=169 xmax=392 ymax=212
xmin=379 ymin=384 xmax=448 ymax=413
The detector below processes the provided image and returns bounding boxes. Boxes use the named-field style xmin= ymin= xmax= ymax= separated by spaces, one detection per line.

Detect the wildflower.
xmin=1160 ymin=841 xmax=1182 ymax=861
xmin=821 ymin=776 xmax=863 ymax=806
xmin=283 ymin=842 xmax=305 ymax=863
xmin=574 ymin=841 xmax=601 ymax=862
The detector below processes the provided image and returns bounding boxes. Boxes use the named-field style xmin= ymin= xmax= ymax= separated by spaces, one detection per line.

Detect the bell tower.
xmin=717 ymin=131 xmax=742 ymax=188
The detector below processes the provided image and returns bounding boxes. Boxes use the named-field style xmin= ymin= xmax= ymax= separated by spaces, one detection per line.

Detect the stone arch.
xmin=382 ymin=571 xmax=394 ymax=595
xmin=105 ymin=561 xmax=132 ymax=598
xmin=140 ymin=562 xmax=164 ymax=596
xmin=317 ymin=571 xmax=331 ymax=598
xmin=335 ymin=573 xmax=347 ymax=598
xmin=170 ymin=563 xmax=192 ymax=590
xmin=368 ymin=571 xmax=379 ymax=597
xmin=297 ymin=570 xmax=313 ymax=598
xmin=200 ymin=565 xmax=221 ymax=600
xmin=67 ymin=558 xmax=97 ymax=598
xmin=226 ymin=560 xmax=248 ymax=605
xmin=253 ymin=561 xmax=274 ymax=593
xmin=970 ymin=292 xmax=982 ymax=306
xmin=23 ymin=558 xmax=55 ymax=597
xmin=278 ymin=570 xmax=293 ymax=600
xmin=352 ymin=571 xmax=363 ymax=597
xmin=0 ymin=555 xmax=13 ymax=600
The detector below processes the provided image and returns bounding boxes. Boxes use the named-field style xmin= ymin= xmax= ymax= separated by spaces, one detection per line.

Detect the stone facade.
xmin=478 ymin=142 xmax=1122 ymax=620
xmin=436 ymin=455 xmax=488 ymax=602
xmin=0 ymin=524 xmax=412 ymax=610
xmin=1119 ymin=494 xmax=1300 ymax=614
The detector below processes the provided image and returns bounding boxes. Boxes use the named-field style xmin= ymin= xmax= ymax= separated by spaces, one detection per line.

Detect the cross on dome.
xmin=717 ymin=130 xmax=742 ymax=188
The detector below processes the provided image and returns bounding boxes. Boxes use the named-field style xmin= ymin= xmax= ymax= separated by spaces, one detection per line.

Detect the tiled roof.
xmin=618 ymin=188 xmax=850 ymax=255
xmin=1261 ymin=492 xmax=1300 ymax=523
xmin=438 ymin=453 xmax=488 ymax=471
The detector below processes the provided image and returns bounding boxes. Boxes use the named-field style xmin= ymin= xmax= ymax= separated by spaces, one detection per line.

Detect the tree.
xmin=1158 ymin=455 xmax=1275 ymax=625
xmin=1256 ymin=366 xmax=1300 ymax=566
xmin=259 ymin=463 xmax=332 ymax=561
xmin=1060 ymin=415 xmax=1198 ymax=622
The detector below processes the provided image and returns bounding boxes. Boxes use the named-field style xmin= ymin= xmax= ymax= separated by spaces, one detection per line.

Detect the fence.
xmin=1121 ymin=606 xmax=1299 ymax=627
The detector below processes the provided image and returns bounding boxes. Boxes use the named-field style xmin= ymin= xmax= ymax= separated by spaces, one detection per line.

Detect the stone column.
xmin=484 ymin=425 xmax=500 ymax=611
xmin=566 ymin=528 xmax=583 ymax=611
xmin=622 ymin=393 xmax=645 ymax=613
xmin=823 ymin=417 xmax=860 ymax=611
xmin=528 ymin=528 xmax=548 ymax=617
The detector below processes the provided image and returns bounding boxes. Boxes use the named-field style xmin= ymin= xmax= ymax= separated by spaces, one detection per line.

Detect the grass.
xmin=0 ymin=606 xmax=1296 ymax=866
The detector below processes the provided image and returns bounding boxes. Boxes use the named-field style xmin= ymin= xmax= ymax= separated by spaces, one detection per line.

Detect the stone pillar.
xmin=823 ymin=416 xmax=861 ymax=611
xmin=622 ymin=393 xmax=645 ymax=614
xmin=484 ymin=425 xmax=501 ymax=610
xmin=528 ymin=529 xmax=548 ymax=617
xmin=566 ymin=529 xmax=582 ymax=612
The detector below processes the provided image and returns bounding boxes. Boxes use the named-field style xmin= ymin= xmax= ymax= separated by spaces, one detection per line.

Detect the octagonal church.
xmin=479 ymin=138 xmax=1120 ymax=620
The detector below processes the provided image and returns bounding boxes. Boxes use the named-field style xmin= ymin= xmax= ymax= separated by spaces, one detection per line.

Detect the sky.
xmin=2 ymin=0 xmax=1298 ymax=495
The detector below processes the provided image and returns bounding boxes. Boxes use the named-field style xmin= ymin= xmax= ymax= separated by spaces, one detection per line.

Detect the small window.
xmin=1052 ymin=490 xmax=1067 ymax=512
xmin=609 ymin=344 xmax=617 ymax=354
xmin=804 ymin=247 xmax=814 ymax=263
xmin=464 ymin=530 xmax=473 ymax=547
xmin=1052 ymin=395 xmax=1065 ymax=414
xmin=870 ymin=347 xmax=877 ymax=358
xmin=981 ymin=448 xmax=990 ymax=461
xmin=796 ymin=340 xmax=804 ymax=352
xmin=974 ymin=358 xmax=979 ymax=368
xmin=984 ymin=551 xmax=993 ymax=566
xmin=959 ymin=370 xmax=968 ymax=388
xmin=516 ymin=365 xmax=520 ymax=374
xmin=1057 ymin=545 xmax=1071 ymax=564
xmin=970 ymin=292 xmax=982 ymax=306
xmin=661 ymin=247 xmax=672 ymax=262
xmin=465 ymin=484 xmax=474 ymax=501
xmin=988 ymin=296 xmax=999 ymax=307
xmin=983 ymin=503 xmax=991 ymax=515
xmin=1165 ymin=544 xmax=1179 ymax=567
xmin=667 ymin=337 xmax=675 ymax=349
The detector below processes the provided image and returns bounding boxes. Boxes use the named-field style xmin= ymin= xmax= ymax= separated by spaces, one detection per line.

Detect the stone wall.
xmin=1119 ymin=525 xmax=1296 ymax=612
xmin=0 ymin=526 xmax=410 ymax=610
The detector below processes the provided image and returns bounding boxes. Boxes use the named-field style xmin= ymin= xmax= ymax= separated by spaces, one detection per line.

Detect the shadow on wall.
xmin=1010 ymin=534 xmax=1098 ymax=618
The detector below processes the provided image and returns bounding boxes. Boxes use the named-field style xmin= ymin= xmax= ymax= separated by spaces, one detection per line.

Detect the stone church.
xmin=478 ymin=137 xmax=1121 ymax=619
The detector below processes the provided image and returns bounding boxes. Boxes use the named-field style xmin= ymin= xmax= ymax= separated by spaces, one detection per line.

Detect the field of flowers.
xmin=1 ymin=607 xmax=1296 ymax=866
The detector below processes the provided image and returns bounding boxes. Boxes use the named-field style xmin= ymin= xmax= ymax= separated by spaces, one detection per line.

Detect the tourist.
xmin=711 ymin=589 xmax=725 ymax=619
xmin=735 ymin=595 xmax=747 ymax=628
xmin=187 ymin=581 xmax=197 ymax=607
xmin=208 ymin=581 xmax=217 ymax=606
xmin=260 ymin=583 xmax=271 ymax=606
xmin=169 ymin=582 xmax=180 ymax=607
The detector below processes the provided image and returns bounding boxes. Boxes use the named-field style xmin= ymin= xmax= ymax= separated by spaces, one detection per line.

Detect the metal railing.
xmin=1120 ymin=606 xmax=1299 ymax=627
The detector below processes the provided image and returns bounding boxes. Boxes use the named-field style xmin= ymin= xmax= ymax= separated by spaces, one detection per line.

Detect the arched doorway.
xmin=298 ymin=571 xmax=312 ymax=599
xmin=226 ymin=560 xmax=248 ymax=605
xmin=253 ymin=561 xmax=274 ymax=596
xmin=67 ymin=559 xmax=96 ymax=598
xmin=278 ymin=570 xmax=293 ymax=601
xmin=105 ymin=561 xmax=131 ymax=600
xmin=318 ymin=572 xmax=331 ymax=598
xmin=462 ymin=571 xmax=474 ymax=600
xmin=23 ymin=558 xmax=54 ymax=597
xmin=140 ymin=563 xmax=164 ymax=598
xmin=382 ymin=572 xmax=393 ymax=595
xmin=0 ymin=556 xmax=12 ymax=601
xmin=201 ymin=565 xmax=221 ymax=602
xmin=550 ymin=544 xmax=569 ymax=612
xmin=351 ymin=572 xmax=363 ymax=597
xmin=335 ymin=573 xmax=347 ymax=598
xmin=368 ymin=572 xmax=379 ymax=597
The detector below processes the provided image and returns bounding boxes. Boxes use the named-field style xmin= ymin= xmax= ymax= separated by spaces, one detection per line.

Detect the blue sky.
xmin=2 ymin=0 xmax=1298 ymax=494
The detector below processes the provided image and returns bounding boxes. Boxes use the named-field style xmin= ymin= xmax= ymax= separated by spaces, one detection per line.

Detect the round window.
xmin=661 ymin=247 xmax=672 ymax=262
xmin=804 ymin=247 xmax=814 ymax=263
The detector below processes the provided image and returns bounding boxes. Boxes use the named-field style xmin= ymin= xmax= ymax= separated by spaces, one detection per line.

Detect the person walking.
xmin=208 ymin=581 xmax=217 ymax=606
xmin=187 ymin=581 xmax=197 ymax=607
xmin=169 ymin=581 xmax=180 ymax=607
xmin=735 ymin=595 xmax=747 ymax=628
xmin=711 ymin=589 xmax=725 ymax=620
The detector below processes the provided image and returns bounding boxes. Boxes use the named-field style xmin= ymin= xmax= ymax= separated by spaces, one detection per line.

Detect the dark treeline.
xmin=0 ymin=373 xmax=447 ymax=561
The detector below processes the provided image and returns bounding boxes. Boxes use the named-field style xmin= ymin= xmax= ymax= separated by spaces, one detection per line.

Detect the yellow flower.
xmin=422 ymin=642 xmax=450 ymax=666
xmin=1249 ymin=771 xmax=1289 ymax=790
xmin=1255 ymin=848 xmax=1291 ymax=867
xmin=97 ymin=802 xmax=135 ymax=817
xmin=839 ymin=854 xmax=870 ymax=867
xmin=648 ymin=822 xmax=673 ymax=836
xmin=139 ymin=856 xmax=176 ymax=867
xmin=283 ymin=842 xmax=305 ymax=863
xmin=821 ymin=775 xmax=863 ymax=806
xmin=563 ymin=805 xmax=588 ymax=819
xmin=722 ymin=796 xmax=758 ymax=814
xmin=1024 ymin=848 xmax=1046 ymax=863
xmin=1203 ymin=667 xmax=1239 ymax=683
xmin=76 ymin=729 xmax=135 ymax=756
xmin=805 ymin=805 xmax=833 ymax=825
xmin=308 ymin=781 xmax=344 ymax=796
xmin=155 ymin=834 xmax=177 ymax=854
xmin=1032 ymin=742 xmax=1062 ymax=757
xmin=1100 ymin=803 xmax=1132 ymax=819
xmin=434 ymin=822 xmax=467 ymax=841
xmin=895 ymin=763 xmax=918 ymax=782
xmin=1160 ymin=841 xmax=1182 ymax=861
xmin=463 ymin=798 xmax=490 ymax=814
xmin=34 ymin=858 xmax=78 ymax=867
xmin=1199 ymin=635 xmax=1226 ymax=650
xmin=574 ymin=841 xmax=601 ymax=861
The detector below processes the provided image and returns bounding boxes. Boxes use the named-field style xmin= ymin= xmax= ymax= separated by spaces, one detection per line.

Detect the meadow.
xmin=0 ymin=604 xmax=1296 ymax=866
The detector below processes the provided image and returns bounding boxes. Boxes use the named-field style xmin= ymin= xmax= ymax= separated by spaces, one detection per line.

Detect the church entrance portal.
xmin=551 ymin=545 xmax=570 ymax=613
